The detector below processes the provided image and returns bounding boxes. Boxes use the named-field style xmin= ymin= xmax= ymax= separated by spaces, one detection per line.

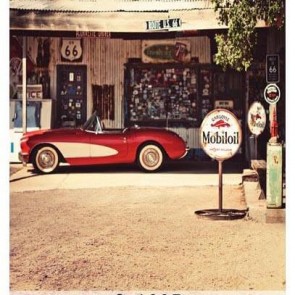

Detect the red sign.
xmin=264 ymin=84 xmax=280 ymax=104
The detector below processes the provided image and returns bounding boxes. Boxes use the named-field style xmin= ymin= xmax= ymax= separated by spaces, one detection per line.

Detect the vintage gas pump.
xmin=266 ymin=141 xmax=283 ymax=208
xmin=264 ymin=85 xmax=283 ymax=208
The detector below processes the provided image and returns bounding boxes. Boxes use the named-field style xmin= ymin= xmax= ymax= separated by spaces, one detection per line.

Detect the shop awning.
xmin=10 ymin=0 xmax=267 ymax=33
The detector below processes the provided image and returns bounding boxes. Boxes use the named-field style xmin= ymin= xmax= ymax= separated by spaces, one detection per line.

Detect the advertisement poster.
xmin=2 ymin=1 xmax=294 ymax=295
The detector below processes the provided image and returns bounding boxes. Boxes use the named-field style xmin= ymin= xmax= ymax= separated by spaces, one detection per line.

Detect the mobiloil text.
xmin=202 ymin=131 xmax=239 ymax=145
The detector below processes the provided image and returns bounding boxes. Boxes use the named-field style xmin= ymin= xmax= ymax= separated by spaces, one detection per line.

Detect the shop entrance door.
xmin=56 ymin=65 xmax=87 ymax=128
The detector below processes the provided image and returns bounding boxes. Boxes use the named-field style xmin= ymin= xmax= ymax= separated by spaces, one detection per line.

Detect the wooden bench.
xmin=251 ymin=160 xmax=267 ymax=199
xmin=251 ymin=160 xmax=266 ymax=170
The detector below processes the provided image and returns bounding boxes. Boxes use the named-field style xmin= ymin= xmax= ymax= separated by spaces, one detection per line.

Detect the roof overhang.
xmin=10 ymin=0 xmax=267 ymax=34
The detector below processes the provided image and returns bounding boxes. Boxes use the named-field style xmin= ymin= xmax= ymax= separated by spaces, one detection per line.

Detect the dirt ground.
xmin=10 ymin=185 xmax=285 ymax=291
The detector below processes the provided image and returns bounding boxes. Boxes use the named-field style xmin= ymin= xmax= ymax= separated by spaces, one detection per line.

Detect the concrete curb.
xmin=242 ymin=169 xmax=285 ymax=224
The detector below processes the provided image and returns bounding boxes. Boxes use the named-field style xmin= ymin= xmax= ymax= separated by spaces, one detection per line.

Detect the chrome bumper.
xmin=180 ymin=147 xmax=190 ymax=159
xmin=18 ymin=152 xmax=29 ymax=166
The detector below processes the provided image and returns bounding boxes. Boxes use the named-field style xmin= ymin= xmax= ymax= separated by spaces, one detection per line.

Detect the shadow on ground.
xmin=18 ymin=159 xmax=247 ymax=176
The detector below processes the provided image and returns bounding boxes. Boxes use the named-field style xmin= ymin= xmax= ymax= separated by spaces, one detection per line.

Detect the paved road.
xmin=10 ymin=160 xmax=245 ymax=193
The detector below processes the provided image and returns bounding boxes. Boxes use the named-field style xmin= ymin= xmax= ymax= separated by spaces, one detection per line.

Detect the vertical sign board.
xmin=266 ymin=54 xmax=280 ymax=84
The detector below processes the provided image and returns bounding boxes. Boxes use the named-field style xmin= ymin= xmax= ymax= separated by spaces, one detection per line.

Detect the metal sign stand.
xmin=195 ymin=109 xmax=248 ymax=220
xmin=254 ymin=135 xmax=257 ymax=159
xmin=195 ymin=160 xmax=248 ymax=220
xmin=218 ymin=160 xmax=223 ymax=213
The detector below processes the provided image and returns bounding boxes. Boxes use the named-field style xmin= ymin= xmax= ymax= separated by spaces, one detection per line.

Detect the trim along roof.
xmin=10 ymin=0 xmax=214 ymax=12
xmin=10 ymin=0 xmax=266 ymax=33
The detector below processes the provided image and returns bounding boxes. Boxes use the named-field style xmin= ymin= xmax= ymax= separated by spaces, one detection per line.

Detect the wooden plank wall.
xmin=26 ymin=36 xmax=211 ymax=147
xmin=87 ymin=36 xmax=210 ymax=129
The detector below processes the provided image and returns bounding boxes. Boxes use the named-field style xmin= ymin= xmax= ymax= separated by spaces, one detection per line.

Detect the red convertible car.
xmin=19 ymin=112 xmax=188 ymax=174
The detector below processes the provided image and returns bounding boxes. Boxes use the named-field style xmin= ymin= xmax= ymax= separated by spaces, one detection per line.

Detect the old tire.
xmin=33 ymin=146 xmax=59 ymax=174
xmin=137 ymin=144 xmax=164 ymax=172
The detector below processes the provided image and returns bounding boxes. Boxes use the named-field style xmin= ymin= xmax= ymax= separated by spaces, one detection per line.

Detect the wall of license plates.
xmin=125 ymin=62 xmax=215 ymax=128
xmin=125 ymin=62 xmax=245 ymax=129
xmin=56 ymin=65 xmax=87 ymax=128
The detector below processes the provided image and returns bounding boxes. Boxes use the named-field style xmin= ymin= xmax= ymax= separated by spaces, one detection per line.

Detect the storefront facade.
xmin=9 ymin=0 xmax=285 ymax=162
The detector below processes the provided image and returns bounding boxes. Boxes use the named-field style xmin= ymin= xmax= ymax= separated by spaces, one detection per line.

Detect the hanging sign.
xmin=142 ymin=40 xmax=191 ymax=63
xmin=266 ymin=54 xmax=280 ymax=83
xmin=247 ymin=101 xmax=266 ymax=136
xmin=76 ymin=31 xmax=111 ymax=39
xmin=264 ymin=83 xmax=281 ymax=104
xmin=200 ymin=109 xmax=242 ymax=160
xmin=146 ymin=18 xmax=182 ymax=31
xmin=61 ymin=38 xmax=83 ymax=62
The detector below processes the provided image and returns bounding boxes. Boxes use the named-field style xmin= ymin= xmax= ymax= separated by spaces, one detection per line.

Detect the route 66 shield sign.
xmin=61 ymin=38 xmax=83 ymax=62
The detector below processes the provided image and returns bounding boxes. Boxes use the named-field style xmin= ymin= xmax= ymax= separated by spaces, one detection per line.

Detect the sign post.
xmin=218 ymin=160 xmax=223 ymax=213
xmin=195 ymin=109 xmax=246 ymax=220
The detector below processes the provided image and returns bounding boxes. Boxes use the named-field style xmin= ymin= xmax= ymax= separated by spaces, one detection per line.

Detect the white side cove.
xmin=52 ymin=142 xmax=118 ymax=158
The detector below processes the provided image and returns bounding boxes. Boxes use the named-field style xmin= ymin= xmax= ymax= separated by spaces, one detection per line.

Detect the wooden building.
xmin=9 ymin=0 xmax=285 ymax=161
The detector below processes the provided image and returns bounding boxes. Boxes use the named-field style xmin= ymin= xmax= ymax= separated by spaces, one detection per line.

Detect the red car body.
xmin=19 ymin=112 xmax=188 ymax=173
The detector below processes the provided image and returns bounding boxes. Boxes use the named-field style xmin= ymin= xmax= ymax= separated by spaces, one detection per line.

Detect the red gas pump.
xmin=270 ymin=105 xmax=278 ymax=139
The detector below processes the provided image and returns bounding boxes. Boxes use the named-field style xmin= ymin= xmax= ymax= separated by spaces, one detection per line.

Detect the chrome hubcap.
xmin=38 ymin=151 xmax=55 ymax=169
xmin=143 ymin=149 xmax=159 ymax=167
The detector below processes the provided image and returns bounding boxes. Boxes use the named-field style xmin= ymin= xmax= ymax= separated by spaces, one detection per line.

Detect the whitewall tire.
xmin=137 ymin=144 xmax=164 ymax=172
xmin=33 ymin=146 xmax=59 ymax=174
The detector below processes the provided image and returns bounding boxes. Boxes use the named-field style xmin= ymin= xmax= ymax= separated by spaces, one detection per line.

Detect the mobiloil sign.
xmin=196 ymin=109 xmax=244 ymax=220
xmin=200 ymin=109 xmax=242 ymax=161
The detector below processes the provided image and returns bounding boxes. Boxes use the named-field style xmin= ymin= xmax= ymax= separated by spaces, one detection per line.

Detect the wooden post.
xmin=22 ymin=36 xmax=27 ymax=134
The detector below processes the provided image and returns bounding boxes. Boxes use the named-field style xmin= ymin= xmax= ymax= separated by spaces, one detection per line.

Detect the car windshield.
xmin=82 ymin=112 xmax=102 ymax=133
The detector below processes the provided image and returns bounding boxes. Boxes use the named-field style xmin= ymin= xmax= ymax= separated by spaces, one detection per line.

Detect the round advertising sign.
xmin=264 ymin=83 xmax=280 ymax=104
xmin=247 ymin=101 xmax=267 ymax=136
xmin=200 ymin=109 xmax=242 ymax=161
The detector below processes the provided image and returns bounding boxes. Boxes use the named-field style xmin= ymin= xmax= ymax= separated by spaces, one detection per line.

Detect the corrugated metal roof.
xmin=10 ymin=0 xmax=214 ymax=12
xmin=10 ymin=0 xmax=267 ymax=33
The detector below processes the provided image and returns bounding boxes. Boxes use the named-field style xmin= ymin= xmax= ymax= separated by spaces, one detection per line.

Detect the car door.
xmin=89 ymin=131 xmax=128 ymax=164
xmin=51 ymin=129 xmax=91 ymax=165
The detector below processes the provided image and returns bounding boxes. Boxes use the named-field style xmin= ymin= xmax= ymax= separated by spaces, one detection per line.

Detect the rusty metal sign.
xmin=142 ymin=40 xmax=191 ymax=63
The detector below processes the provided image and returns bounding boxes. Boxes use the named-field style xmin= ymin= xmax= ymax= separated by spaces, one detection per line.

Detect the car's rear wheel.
xmin=137 ymin=144 xmax=164 ymax=172
xmin=33 ymin=146 xmax=59 ymax=174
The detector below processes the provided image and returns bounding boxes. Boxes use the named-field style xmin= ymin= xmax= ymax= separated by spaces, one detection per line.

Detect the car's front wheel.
xmin=32 ymin=146 xmax=60 ymax=174
xmin=137 ymin=144 xmax=164 ymax=172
